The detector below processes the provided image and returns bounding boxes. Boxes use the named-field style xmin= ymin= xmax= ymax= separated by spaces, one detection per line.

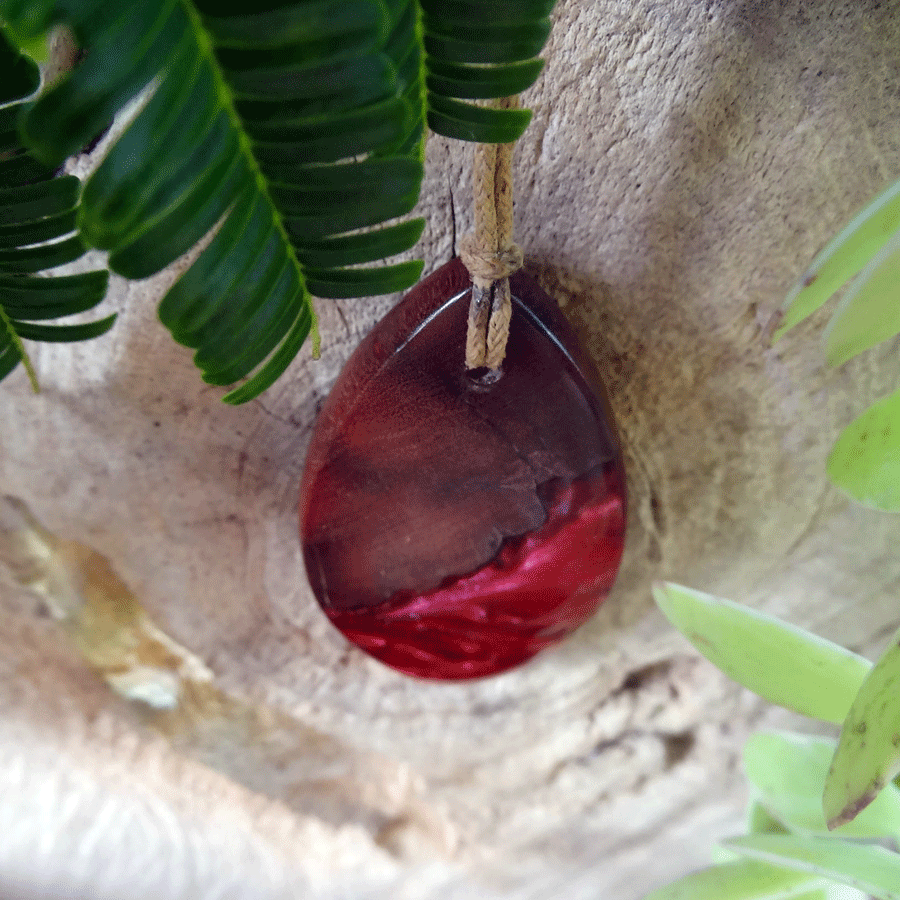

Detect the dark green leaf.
xmin=222 ymin=306 xmax=313 ymax=404
xmin=305 ymin=260 xmax=424 ymax=297
xmin=426 ymin=58 xmax=545 ymax=99
xmin=0 ymin=234 xmax=86 ymax=272
xmin=78 ymin=31 xmax=210 ymax=214
xmin=283 ymin=188 xmax=420 ymax=242
xmin=0 ymin=29 xmax=40 ymax=102
xmin=199 ymin=1 xmax=388 ymax=50
xmin=0 ymin=0 xmax=62 ymax=44
xmin=0 ymin=102 xmax=22 ymax=136
xmin=82 ymin=98 xmax=230 ymax=247
xmin=424 ymin=21 xmax=550 ymax=65
xmin=230 ymin=53 xmax=392 ymax=107
xmin=0 ymin=150 xmax=55 ymax=188
xmin=234 ymin=56 xmax=395 ymax=116
xmin=0 ymin=9 xmax=113 ymax=385
xmin=157 ymin=188 xmax=262 ymax=337
xmin=0 ymin=341 xmax=22 ymax=381
xmin=193 ymin=258 xmax=294 ymax=358
xmin=12 ymin=314 xmax=116 ymax=341
xmin=294 ymin=219 xmax=425 ymax=267
xmin=195 ymin=265 xmax=299 ymax=377
xmin=269 ymin=155 xmax=423 ymax=194
xmin=185 ymin=236 xmax=286 ymax=349
xmin=424 ymin=16 xmax=550 ymax=48
xmin=199 ymin=300 xmax=303 ymax=385
xmin=0 ymin=176 xmax=80 ymax=226
xmin=108 ymin=150 xmax=248 ymax=279
xmin=22 ymin=0 xmax=187 ymax=166
xmin=0 ymin=270 xmax=109 ymax=319
xmin=247 ymin=96 xmax=412 ymax=159
xmin=418 ymin=0 xmax=556 ymax=21
xmin=427 ymin=94 xmax=532 ymax=142
xmin=216 ymin=29 xmax=377 ymax=72
xmin=0 ymin=209 xmax=77 ymax=249
xmin=5 ymin=0 xmax=556 ymax=401
xmin=383 ymin=0 xmax=416 ymax=63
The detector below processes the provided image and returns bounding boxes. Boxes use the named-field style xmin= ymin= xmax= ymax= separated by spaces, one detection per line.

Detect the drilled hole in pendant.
xmin=465 ymin=366 xmax=503 ymax=390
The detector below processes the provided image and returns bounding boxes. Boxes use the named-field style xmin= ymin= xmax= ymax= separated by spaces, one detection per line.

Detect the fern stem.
xmin=178 ymin=0 xmax=320 ymax=360
xmin=0 ymin=304 xmax=40 ymax=393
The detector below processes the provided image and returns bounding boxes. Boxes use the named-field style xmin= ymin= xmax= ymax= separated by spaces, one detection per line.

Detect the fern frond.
xmin=1 ymin=0 xmax=557 ymax=402
xmin=2 ymin=0 xmax=429 ymax=402
xmin=0 ymin=28 xmax=113 ymax=391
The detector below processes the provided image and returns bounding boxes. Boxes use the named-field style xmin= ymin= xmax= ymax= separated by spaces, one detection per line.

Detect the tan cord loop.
xmin=463 ymin=97 xmax=522 ymax=371
xmin=484 ymin=279 xmax=512 ymax=370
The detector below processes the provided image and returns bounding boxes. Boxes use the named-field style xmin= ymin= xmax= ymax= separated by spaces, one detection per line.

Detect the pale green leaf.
xmin=745 ymin=732 xmax=900 ymax=840
xmin=748 ymin=801 xmax=791 ymax=836
xmin=652 ymin=583 xmax=871 ymax=724
xmin=640 ymin=859 xmax=820 ymax=900
xmin=727 ymin=834 xmax=900 ymax=900
xmin=827 ymin=385 xmax=900 ymax=511
xmin=824 ymin=623 xmax=900 ymax=829
xmin=776 ymin=176 xmax=900 ymax=339
xmin=824 ymin=230 xmax=900 ymax=366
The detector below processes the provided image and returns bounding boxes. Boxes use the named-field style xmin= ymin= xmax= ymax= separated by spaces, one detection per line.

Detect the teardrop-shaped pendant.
xmin=300 ymin=258 xmax=626 ymax=679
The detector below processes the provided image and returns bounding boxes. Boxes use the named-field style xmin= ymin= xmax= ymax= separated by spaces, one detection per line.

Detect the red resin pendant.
xmin=300 ymin=258 xmax=626 ymax=680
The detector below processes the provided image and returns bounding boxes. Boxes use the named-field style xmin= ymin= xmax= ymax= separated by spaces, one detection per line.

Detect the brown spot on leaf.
xmin=828 ymin=790 xmax=878 ymax=830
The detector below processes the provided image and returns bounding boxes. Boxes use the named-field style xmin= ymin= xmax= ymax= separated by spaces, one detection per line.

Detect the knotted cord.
xmin=460 ymin=97 xmax=523 ymax=371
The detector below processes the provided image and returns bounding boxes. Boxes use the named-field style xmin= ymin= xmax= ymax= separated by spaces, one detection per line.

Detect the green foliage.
xmin=640 ymin=858 xmax=821 ymax=900
xmin=651 ymin=583 xmax=870 ymax=724
xmin=0 ymin=28 xmax=113 ymax=390
xmin=725 ymin=836 xmax=900 ymax=900
xmin=0 ymin=0 xmax=553 ymax=402
xmin=745 ymin=732 xmax=900 ymax=841
xmin=776 ymin=177 xmax=900 ymax=340
xmin=827 ymin=385 xmax=900 ymax=510
xmin=645 ymin=582 xmax=900 ymax=900
xmin=823 ymin=622 xmax=900 ymax=831
xmin=775 ymin=175 xmax=900 ymax=511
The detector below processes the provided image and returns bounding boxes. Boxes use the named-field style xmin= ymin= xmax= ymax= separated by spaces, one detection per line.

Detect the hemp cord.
xmin=460 ymin=97 xmax=524 ymax=371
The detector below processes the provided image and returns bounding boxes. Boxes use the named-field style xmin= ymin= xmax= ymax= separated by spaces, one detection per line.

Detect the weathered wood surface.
xmin=2 ymin=1 xmax=900 ymax=897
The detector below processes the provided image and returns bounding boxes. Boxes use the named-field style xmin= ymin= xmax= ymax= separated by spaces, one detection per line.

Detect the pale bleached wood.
xmin=2 ymin=1 xmax=900 ymax=898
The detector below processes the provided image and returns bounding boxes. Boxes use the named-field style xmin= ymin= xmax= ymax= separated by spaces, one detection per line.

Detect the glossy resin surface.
xmin=300 ymin=258 xmax=626 ymax=679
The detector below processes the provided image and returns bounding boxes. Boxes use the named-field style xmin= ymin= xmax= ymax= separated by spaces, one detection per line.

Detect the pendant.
xmin=299 ymin=258 xmax=626 ymax=680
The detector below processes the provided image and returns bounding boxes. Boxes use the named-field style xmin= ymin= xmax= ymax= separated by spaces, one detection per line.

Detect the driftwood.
xmin=2 ymin=1 xmax=900 ymax=897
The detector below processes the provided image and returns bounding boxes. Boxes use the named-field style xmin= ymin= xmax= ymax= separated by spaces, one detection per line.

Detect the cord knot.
xmin=459 ymin=236 xmax=523 ymax=286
